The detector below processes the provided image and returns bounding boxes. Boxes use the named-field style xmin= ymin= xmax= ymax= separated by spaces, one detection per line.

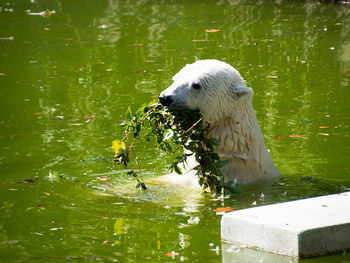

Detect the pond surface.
xmin=1 ymin=0 xmax=350 ymax=262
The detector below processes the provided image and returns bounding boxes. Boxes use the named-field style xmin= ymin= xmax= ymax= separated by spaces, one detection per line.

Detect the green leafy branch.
xmin=112 ymin=97 xmax=239 ymax=195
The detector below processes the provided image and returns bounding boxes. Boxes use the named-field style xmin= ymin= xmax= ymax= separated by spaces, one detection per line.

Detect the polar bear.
xmin=158 ymin=60 xmax=280 ymax=185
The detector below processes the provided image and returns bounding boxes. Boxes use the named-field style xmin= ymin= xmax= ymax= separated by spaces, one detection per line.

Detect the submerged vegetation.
xmin=112 ymin=98 xmax=239 ymax=195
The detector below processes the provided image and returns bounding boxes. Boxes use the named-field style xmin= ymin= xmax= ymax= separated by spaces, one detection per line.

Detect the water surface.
xmin=1 ymin=0 xmax=350 ymax=262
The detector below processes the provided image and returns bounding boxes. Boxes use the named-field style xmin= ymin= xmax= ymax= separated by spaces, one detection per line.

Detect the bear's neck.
xmin=204 ymin=99 xmax=264 ymax=161
xmin=203 ymin=99 xmax=280 ymax=184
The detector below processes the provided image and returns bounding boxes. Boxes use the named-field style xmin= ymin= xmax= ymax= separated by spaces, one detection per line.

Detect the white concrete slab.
xmin=221 ymin=192 xmax=350 ymax=258
xmin=222 ymin=243 xmax=298 ymax=263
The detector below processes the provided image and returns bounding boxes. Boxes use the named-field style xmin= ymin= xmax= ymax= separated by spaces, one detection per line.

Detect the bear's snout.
xmin=159 ymin=94 xmax=174 ymax=107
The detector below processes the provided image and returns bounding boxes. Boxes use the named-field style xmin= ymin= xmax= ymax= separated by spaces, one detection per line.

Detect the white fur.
xmin=160 ymin=60 xmax=280 ymax=185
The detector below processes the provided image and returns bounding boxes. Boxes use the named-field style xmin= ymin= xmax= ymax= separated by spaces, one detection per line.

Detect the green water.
xmin=1 ymin=0 xmax=350 ymax=262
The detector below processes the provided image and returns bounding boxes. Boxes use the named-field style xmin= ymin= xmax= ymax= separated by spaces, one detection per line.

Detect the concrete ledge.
xmin=221 ymin=192 xmax=350 ymax=258
xmin=222 ymin=243 xmax=298 ymax=263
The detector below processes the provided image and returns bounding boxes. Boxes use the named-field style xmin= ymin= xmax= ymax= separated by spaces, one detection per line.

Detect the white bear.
xmin=159 ymin=59 xmax=280 ymax=185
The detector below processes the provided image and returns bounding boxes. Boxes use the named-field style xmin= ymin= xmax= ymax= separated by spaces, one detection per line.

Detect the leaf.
xmin=127 ymin=170 xmax=137 ymax=177
xmin=213 ymin=207 xmax=235 ymax=213
xmin=98 ymin=24 xmax=109 ymax=29
xmin=50 ymin=227 xmax=63 ymax=231
xmin=70 ymin=123 xmax=83 ymax=126
xmin=192 ymin=39 xmax=212 ymax=42
xmin=136 ymin=182 xmax=147 ymax=190
xmin=216 ymin=160 xmax=229 ymax=168
xmin=288 ymin=134 xmax=305 ymax=138
xmin=205 ymin=29 xmax=221 ymax=33
xmin=173 ymin=165 xmax=182 ymax=174
xmin=165 ymin=251 xmax=180 ymax=257
xmin=28 ymin=10 xmax=56 ymax=17
xmin=112 ymin=140 xmax=126 ymax=155
xmin=318 ymin=133 xmax=329 ymax=136
xmin=24 ymin=178 xmax=39 ymax=183
xmin=125 ymin=106 xmax=133 ymax=121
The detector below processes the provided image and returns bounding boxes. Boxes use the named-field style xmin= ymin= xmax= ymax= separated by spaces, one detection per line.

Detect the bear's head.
xmin=159 ymin=60 xmax=253 ymax=122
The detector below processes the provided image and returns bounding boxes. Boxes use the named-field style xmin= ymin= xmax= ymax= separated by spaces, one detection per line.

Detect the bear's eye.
xmin=191 ymin=83 xmax=201 ymax=90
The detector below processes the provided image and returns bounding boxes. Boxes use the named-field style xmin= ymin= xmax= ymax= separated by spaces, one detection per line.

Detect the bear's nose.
xmin=158 ymin=95 xmax=173 ymax=106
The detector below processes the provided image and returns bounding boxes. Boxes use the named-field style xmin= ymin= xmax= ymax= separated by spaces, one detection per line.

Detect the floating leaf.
xmin=165 ymin=251 xmax=180 ymax=257
xmin=70 ymin=123 xmax=83 ymax=126
xmin=50 ymin=227 xmax=63 ymax=231
xmin=17 ymin=177 xmax=39 ymax=184
xmin=192 ymin=39 xmax=211 ymax=42
xmin=205 ymin=29 xmax=221 ymax=33
xmin=28 ymin=10 xmax=56 ymax=17
xmin=288 ymin=134 xmax=305 ymax=138
xmin=213 ymin=207 xmax=235 ymax=213
xmin=98 ymin=24 xmax=109 ymax=29
xmin=274 ymin=136 xmax=288 ymax=139
xmin=318 ymin=133 xmax=329 ymax=136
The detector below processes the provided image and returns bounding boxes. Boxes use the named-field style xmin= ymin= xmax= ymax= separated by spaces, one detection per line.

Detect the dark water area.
xmin=0 ymin=0 xmax=350 ymax=262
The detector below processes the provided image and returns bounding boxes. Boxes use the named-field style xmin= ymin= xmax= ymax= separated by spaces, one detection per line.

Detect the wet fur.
xmin=160 ymin=60 xmax=280 ymax=185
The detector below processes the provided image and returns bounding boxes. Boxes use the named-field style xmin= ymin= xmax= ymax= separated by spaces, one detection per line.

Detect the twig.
xmin=184 ymin=117 xmax=203 ymax=134
xmin=121 ymin=109 xmax=153 ymax=141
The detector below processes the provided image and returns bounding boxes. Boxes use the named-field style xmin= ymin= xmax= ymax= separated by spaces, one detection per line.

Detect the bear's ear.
xmin=232 ymin=84 xmax=253 ymax=99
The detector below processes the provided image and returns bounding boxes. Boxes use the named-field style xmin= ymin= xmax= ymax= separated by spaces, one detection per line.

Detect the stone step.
xmin=221 ymin=191 xmax=350 ymax=258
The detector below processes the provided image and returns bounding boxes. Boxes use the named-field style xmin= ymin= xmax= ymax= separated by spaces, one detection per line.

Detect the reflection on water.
xmin=0 ymin=0 xmax=350 ymax=262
